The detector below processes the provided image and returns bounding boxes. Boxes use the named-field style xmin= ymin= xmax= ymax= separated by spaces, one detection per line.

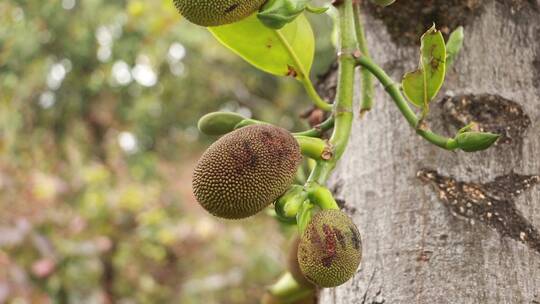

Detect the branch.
xmin=307 ymin=0 xmax=358 ymax=185
xmin=355 ymin=55 xmax=458 ymax=150
xmin=353 ymin=2 xmax=375 ymax=115
xmin=292 ymin=115 xmax=335 ymax=137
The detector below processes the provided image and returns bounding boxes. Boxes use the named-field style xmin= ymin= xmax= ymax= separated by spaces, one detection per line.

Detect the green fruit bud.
xmin=197 ymin=112 xmax=246 ymax=136
xmin=455 ymin=131 xmax=499 ymax=152
xmin=370 ymin=0 xmax=396 ymax=6
xmin=298 ymin=209 xmax=362 ymax=287
xmin=275 ymin=185 xmax=306 ymax=221
xmin=306 ymin=184 xmax=339 ymax=210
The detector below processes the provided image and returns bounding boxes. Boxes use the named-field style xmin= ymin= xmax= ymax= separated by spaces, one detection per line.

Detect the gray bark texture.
xmin=319 ymin=1 xmax=540 ymax=303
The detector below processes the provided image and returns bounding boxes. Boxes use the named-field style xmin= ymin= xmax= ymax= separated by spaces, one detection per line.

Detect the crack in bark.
xmin=360 ymin=268 xmax=385 ymax=304
xmin=417 ymin=169 xmax=540 ymax=254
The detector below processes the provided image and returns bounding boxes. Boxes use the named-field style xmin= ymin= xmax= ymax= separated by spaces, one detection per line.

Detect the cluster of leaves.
xmin=401 ymin=25 xmax=498 ymax=151
xmin=0 ymin=0 xmax=335 ymax=303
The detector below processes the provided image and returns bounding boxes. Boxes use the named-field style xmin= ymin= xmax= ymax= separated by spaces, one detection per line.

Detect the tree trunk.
xmin=320 ymin=1 xmax=540 ymax=303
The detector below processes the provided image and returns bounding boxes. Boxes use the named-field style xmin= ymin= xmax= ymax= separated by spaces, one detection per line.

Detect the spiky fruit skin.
xmin=288 ymin=236 xmax=314 ymax=287
xmin=298 ymin=210 xmax=362 ymax=287
xmin=173 ymin=0 xmax=267 ymax=27
xmin=192 ymin=124 xmax=302 ymax=219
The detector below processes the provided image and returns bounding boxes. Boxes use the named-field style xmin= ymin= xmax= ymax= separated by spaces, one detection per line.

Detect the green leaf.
xmin=209 ymin=13 xmax=314 ymax=79
xmin=446 ymin=26 xmax=464 ymax=67
xmin=257 ymin=0 xmax=308 ymax=29
xmin=402 ymin=25 xmax=447 ymax=109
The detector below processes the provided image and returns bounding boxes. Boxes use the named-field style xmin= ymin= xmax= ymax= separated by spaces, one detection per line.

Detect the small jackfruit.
xmin=298 ymin=210 xmax=362 ymax=287
xmin=173 ymin=0 xmax=267 ymax=27
xmin=192 ymin=124 xmax=302 ymax=219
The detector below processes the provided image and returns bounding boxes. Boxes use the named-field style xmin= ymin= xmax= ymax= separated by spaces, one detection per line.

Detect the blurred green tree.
xmin=0 ymin=0 xmax=334 ymax=303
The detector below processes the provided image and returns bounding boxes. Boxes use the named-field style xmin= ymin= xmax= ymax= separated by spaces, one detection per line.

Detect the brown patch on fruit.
xmin=224 ymin=3 xmax=239 ymax=13
xmin=334 ymin=227 xmax=347 ymax=250
xmin=322 ymin=224 xmax=338 ymax=267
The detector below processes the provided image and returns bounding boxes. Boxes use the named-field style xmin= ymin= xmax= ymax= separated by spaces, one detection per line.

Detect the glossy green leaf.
xmin=209 ymin=13 xmax=314 ymax=79
xmin=402 ymin=25 xmax=446 ymax=109
xmin=446 ymin=26 xmax=464 ymax=67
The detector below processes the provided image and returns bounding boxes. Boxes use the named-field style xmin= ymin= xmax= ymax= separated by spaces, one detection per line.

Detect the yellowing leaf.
xmin=402 ymin=25 xmax=446 ymax=109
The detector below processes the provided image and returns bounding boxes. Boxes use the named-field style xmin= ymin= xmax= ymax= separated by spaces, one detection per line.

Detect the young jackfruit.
xmin=192 ymin=124 xmax=302 ymax=219
xmin=173 ymin=0 xmax=267 ymax=26
xmin=298 ymin=209 xmax=362 ymax=287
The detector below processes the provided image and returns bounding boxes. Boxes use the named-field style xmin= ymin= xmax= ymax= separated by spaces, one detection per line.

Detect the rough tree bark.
xmin=319 ymin=1 xmax=540 ymax=303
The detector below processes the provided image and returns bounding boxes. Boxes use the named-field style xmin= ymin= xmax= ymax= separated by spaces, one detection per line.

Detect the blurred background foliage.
xmin=0 ymin=0 xmax=334 ymax=303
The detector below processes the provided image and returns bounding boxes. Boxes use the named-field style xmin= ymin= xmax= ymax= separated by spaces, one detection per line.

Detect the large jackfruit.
xmin=192 ymin=124 xmax=302 ymax=219
xmin=298 ymin=209 xmax=362 ymax=287
xmin=173 ymin=0 xmax=267 ymax=26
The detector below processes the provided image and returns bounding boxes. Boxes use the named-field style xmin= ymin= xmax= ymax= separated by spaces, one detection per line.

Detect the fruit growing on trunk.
xmin=298 ymin=209 xmax=362 ymax=287
xmin=192 ymin=124 xmax=302 ymax=219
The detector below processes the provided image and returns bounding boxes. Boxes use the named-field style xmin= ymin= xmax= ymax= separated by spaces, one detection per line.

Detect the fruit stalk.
xmin=292 ymin=115 xmax=335 ymax=137
xmin=267 ymin=0 xmax=362 ymax=296
xmin=294 ymin=136 xmax=331 ymax=161
xmin=306 ymin=0 xmax=357 ymax=186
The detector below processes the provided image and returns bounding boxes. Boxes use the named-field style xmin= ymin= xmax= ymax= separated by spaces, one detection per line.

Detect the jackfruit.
xmin=173 ymin=0 xmax=267 ymax=27
xmin=298 ymin=209 xmax=362 ymax=287
xmin=192 ymin=124 xmax=302 ymax=219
